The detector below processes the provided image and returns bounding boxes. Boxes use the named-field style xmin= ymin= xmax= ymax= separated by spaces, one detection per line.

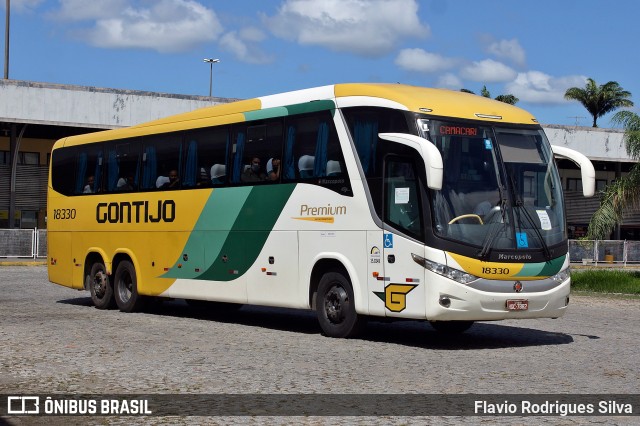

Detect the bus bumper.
xmin=424 ymin=273 xmax=571 ymax=321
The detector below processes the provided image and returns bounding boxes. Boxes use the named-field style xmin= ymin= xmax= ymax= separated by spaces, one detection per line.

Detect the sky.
xmin=2 ymin=0 xmax=639 ymax=127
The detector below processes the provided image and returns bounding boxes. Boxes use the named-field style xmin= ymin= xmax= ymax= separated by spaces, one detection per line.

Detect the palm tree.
xmin=586 ymin=110 xmax=640 ymax=239
xmin=460 ymin=86 xmax=519 ymax=105
xmin=564 ymin=78 xmax=633 ymax=127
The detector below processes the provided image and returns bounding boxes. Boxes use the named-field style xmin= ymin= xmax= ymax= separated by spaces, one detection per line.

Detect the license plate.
xmin=506 ymin=299 xmax=528 ymax=311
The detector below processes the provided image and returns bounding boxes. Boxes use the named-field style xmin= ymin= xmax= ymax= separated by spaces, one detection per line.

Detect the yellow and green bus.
xmin=48 ymin=83 xmax=594 ymax=337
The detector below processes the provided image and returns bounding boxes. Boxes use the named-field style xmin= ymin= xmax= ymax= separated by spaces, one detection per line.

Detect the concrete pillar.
xmin=8 ymin=123 xmax=16 ymax=228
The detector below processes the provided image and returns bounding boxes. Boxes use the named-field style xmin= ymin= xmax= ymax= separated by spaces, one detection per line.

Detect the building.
xmin=546 ymin=125 xmax=637 ymax=239
xmin=0 ymin=79 xmax=232 ymax=228
xmin=1 ymin=79 xmax=636 ymax=238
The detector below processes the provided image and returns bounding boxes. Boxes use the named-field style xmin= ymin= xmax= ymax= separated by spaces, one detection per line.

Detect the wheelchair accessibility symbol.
xmin=384 ymin=234 xmax=394 ymax=248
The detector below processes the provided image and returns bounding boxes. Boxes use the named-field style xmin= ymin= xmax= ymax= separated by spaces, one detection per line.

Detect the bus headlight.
xmin=551 ymin=267 xmax=571 ymax=283
xmin=411 ymin=253 xmax=478 ymax=284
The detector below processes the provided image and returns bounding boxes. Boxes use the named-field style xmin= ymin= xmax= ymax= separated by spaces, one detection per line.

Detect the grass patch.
xmin=571 ymin=269 xmax=640 ymax=295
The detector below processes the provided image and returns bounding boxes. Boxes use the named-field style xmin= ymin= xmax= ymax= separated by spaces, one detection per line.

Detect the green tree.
xmin=587 ymin=110 xmax=640 ymax=239
xmin=564 ymin=78 xmax=633 ymax=128
xmin=460 ymin=86 xmax=519 ymax=105
xmin=494 ymin=94 xmax=519 ymax=105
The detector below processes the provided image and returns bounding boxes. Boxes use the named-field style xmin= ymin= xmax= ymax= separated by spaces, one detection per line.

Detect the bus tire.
xmin=316 ymin=271 xmax=365 ymax=338
xmin=429 ymin=320 xmax=474 ymax=334
xmin=114 ymin=260 xmax=145 ymax=313
xmin=87 ymin=262 xmax=115 ymax=309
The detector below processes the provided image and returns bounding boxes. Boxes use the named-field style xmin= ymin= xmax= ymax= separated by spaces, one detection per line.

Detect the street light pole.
xmin=4 ymin=0 xmax=9 ymax=79
xmin=203 ymin=58 xmax=220 ymax=97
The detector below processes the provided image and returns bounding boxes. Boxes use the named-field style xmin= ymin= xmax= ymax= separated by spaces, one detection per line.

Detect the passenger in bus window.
xmin=83 ymin=175 xmax=95 ymax=193
xmin=266 ymin=157 xmax=281 ymax=181
xmin=242 ymin=157 xmax=266 ymax=182
xmin=163 ymin=169 xmax=180 ymax=189
xmin=196 ymin=167 xmax=211 ymax=187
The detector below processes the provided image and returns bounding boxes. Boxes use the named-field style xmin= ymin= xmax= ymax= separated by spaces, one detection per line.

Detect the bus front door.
xmin=381 ymin=156 xmax=427 ymax=319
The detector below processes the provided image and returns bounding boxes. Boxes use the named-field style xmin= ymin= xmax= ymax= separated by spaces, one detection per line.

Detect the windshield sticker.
xmin=484 ymin=139 xmax=493 ymax=150
xmin=536 ymin=210 xmax=552 ymax=230
xmin=395 ymin=187 xmax=410 ymax=204
xmin=516 ymin=232 xmax=529 ymax=248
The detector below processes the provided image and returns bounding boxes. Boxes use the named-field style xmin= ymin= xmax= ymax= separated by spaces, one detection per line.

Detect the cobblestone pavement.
xmin=1 ymin=266 xmax=638 ymax=425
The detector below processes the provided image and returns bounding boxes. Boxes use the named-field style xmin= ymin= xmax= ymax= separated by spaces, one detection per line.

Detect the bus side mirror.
xmin=379 ymin=133 xmax=443 ymax=190
xmin=551 ymin=145 xmax=595 ymax=197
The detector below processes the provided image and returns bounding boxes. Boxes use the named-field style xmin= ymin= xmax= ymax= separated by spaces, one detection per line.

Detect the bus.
xmin=47 ymin=83 xmax=595 ymax=337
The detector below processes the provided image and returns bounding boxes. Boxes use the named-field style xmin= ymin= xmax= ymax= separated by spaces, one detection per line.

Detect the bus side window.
xmin=384 ymin=157 xmax=423 ymax=239
xmin=74 ymin=146 xmax=102 ymax=195
xmin=285 ymin=113 xmax=339 ymax=180
xmin=51 ymin=146 xmax=77 ymax=196
xmin=234 ymin=120 xmax=283 ymax=184
xmin=141 ymin=134 xmax=181 ymax=191
xmin=342 ymin=107 xmax=412 ymax=218
xmin=283 ymin=110 xmax=349 ymax=194
xmin=186 ymin=126 xmax=229 ymax=188
xmin=105 ymin=141 xmax=139 ymax=192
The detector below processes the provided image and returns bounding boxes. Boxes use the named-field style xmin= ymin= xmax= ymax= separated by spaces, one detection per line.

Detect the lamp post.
xmin=4 ymin=0 xmax=9 ymax=79
xmin=203 ymin=58 xmax=220 ymax=97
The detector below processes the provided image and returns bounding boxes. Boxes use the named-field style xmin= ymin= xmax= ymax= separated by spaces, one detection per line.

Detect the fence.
xmin=0 ymin=230 xmax=638 ymax=266
xmin=0 ymin=229 xmax=47 ymax=259
xmin=568 ymin=239 xmax=640 ymax=266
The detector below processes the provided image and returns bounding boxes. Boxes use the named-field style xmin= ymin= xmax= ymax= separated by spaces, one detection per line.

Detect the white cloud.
xmin=436 ymin=73 xmax=463 ymax=89
xmin=486 ymin=38 xmax=526 ymax=67
xmin=5 ymin=0 xmax=45 ymax=13
xmin=52 ymin=0 xmax=223 ymax=53
xmin=395 ymin=48 xmax=457 ymax=73
xmin=459 ymin=59 xmax=517 ymax=83
xmin=264 ymin=0 xmax=429 ymax=57
xmin=505 ymin=71 xmax=587 ymax=104
xmin=220 ymin=29 xmax=274 ymax=65
xmin=50 ymin=0 xmax=127 ymax=21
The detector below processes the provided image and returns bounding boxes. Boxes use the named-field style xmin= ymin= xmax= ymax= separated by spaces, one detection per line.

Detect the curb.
xmin=0 ymin=261 xmax=47 ymax=266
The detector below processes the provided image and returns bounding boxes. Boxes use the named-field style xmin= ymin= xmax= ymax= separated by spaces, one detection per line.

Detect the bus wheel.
xmin=316 ymin=271 xmax=365 ymax=338
xmin=87 ymin=262 xmax=115 ymax=309
xmin=429 ymin=320 xmax=474 ymax=334
xmin=114 ymin=260 xmax=145 ymax=313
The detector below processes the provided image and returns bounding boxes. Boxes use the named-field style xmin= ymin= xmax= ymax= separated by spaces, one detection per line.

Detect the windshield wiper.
xmin=478 ymin=185 xmax=508 ymax=260
xmin=514 ymin=199 xmax=552 ymax=261
xmin=507 ymin=174 xmax=552 ymax=261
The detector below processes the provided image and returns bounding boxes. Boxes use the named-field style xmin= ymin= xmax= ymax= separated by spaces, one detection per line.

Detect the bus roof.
xmin=57 ymin=83 xmax=538 ymax=147
xmin=334 ymin=83 xmax=537 ymax=124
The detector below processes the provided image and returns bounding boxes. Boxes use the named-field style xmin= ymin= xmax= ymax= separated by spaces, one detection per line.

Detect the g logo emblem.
xmin=374 ymin=283 xmax=418 ymax=312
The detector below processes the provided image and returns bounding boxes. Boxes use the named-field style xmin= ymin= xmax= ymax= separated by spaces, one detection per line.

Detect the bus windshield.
xmin=426 ymin=120 xmax=565 ymax=253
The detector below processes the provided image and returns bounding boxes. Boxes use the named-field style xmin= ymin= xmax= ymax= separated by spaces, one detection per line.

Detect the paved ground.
xmin=0 ymin=266 xmax=638 ymax=425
